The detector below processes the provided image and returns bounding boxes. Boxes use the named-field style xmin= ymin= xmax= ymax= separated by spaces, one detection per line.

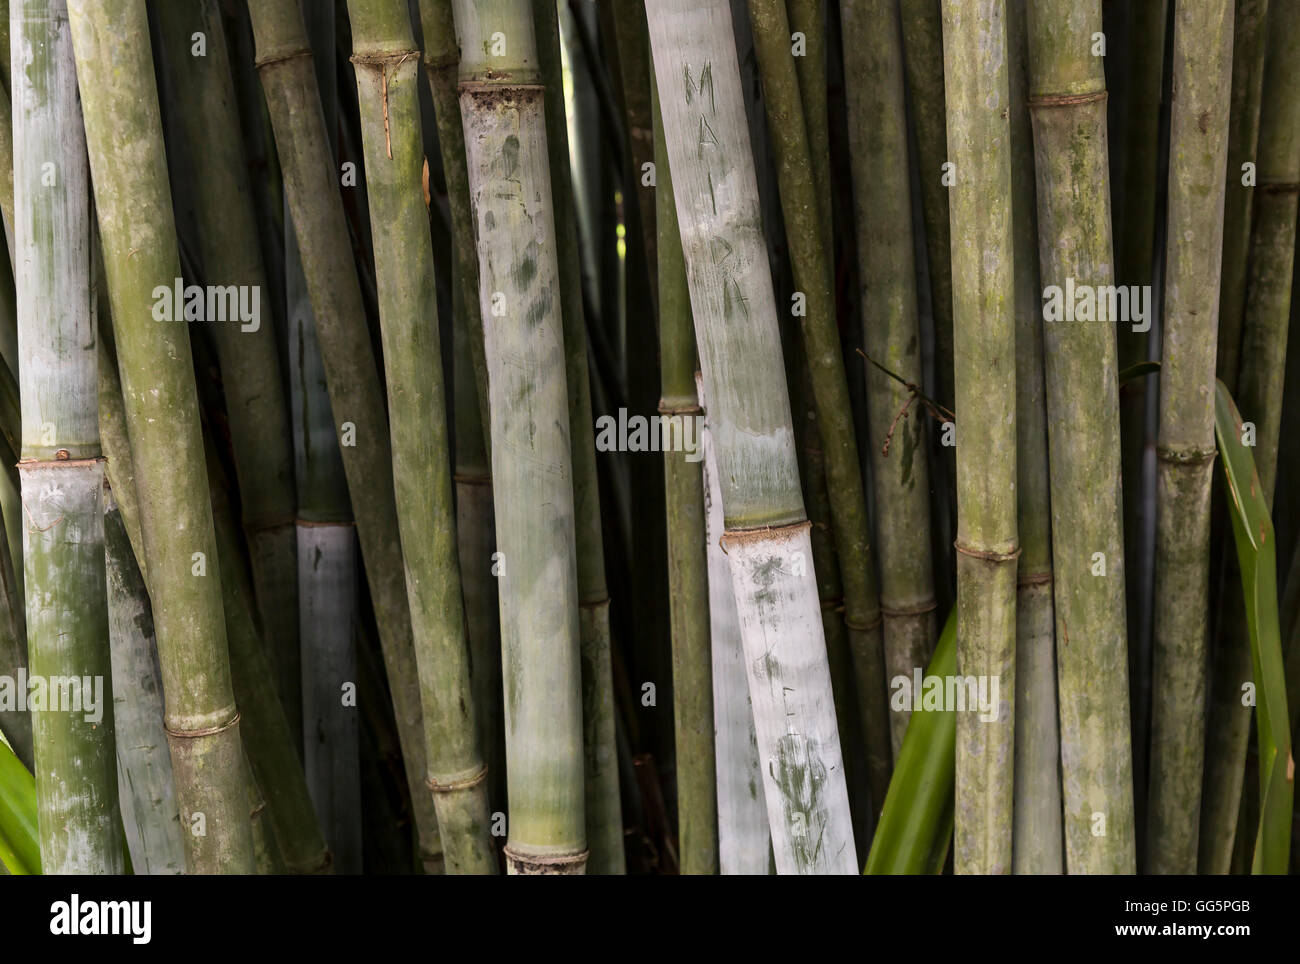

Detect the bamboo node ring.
xmin=1028 ymin=90 xmax=1108 ymax=109
xmin=426 ymin=765 xmax=488 ymax=793
xmin=164 ymin=712 xmax=241 ymax=739
xmin=880 ymin=600 xmax=938 ymax=618
xmin=954 ymin=540 xmax=1021 ymax=562
xmin=1156 ymin=444 xmax=1217 ymax=465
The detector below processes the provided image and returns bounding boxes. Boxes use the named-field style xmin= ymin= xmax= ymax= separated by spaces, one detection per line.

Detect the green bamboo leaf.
xmin=864 ymin=608 xmax=956 ymax=875
xmin=0 ymin=737 xmax=39 ymax=875
xmin=1213 ymin=380 xmax=1295 ymax=874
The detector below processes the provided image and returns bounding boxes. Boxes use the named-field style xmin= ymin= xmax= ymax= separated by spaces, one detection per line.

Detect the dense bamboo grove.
xmin=0 ymin=0 xmax=1297 ymax=878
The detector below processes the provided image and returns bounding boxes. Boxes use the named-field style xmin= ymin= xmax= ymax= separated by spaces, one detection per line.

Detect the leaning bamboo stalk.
xmin=453 ymin=0 xmax=587 ymax=875
xmin=1026 ymin=0 xmax=1135 ymax=874
xmin=648 ymin=0 xmax=856 ymax=874
xmin=105 ymin=485 xmax=186 ymax=875
xmin=532 ymin=0 xmax=625 ymax=874
xmin=841 ymin=0 xmax=938 ymax=758
xmin=699 ymin=372 xmax=770 ymax=874
xmin=1201 ymin=0 xmax=1300 ymax=873
xmin=942 ymin=0 xmax=1018 ymax=875
xmin=346 ymin=0 xmax=495 ymax=875
xmin=1146 ymin=0 xmax=1233 ymax=875
xmin=70 ymin=0 xmax=254 ymax=873
xmin=13 ymin=0 xmax=122 ymax=873
xmin=749 ymin=0 xmax=890 ymax=820
xmin=1216 ymin=0 xmax=1271 ymax=391
xmin=653 ymin=83 xmax=717 ymax=875
xmin=1006 ymin=0 xmax=1061 ymax=876
xmin=154 ymin=0 xmax=301 ymax=750
xmin=245 ymin=0 xmax=443 ymax=872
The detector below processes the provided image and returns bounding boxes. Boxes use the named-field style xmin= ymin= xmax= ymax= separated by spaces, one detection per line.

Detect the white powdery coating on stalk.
xmin=699 ymin=373 xmax=769 ymax=875
xmin=725 ymin=523 xmax=856 ymax=875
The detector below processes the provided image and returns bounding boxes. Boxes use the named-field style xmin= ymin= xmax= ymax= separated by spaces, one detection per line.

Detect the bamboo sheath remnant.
xmin=452 ymin=0 xmax=587 ymax=875
xmin=1026 ymin=0 xmax=1135 ymax=874
xmin=68 ymin=0 xmax=254 ymax=873
xmin=648 ymin=0 xmax=856 ymax=874
xmin=1146 ymin=0 xmax=1233 ymax=876
xmin=942 ymin=0 xmax=1019 ymax=875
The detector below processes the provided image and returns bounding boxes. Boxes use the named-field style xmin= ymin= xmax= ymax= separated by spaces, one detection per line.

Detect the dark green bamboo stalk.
xmin=154 ymin=0 xmax=302 ymax=750
xmin=1216 ymin=0 xmax=1271 ymax=391
xmin=1026 ymin=0 xmax=1135 ymax=874
xmin=532 ymin=0 xmax=625 ymax=874
xmin=942 ymin=0 xmax=1018 ymax=875
xmin=1006 ymin=0 xmax=1061 ymax=876
xmin=609 ymin=0 xmax=657 ymax=294
xmin=346 ymin=0 xmax=495 ymax=875
xmin=246 ymin=0 xmax=443 ymax=872
xmin=1146 ymin=0 xmax=1232 ymax=875
xmin=1201 ymin=0 xmax=1300 ymax=874
xmin=453 ymin=0 xmax=588 ymax=875
xmin=652 ymin=84 xmax=717 ymax=875
xmin=13 ymin=0 xmax=122 ymax=873
xmin=841 ymin=0 xmax=937 ymax=759
xmin=67 ymin=0 xmax=253 ymax=872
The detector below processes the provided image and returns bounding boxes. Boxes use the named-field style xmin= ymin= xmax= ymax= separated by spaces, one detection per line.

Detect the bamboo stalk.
xmin=653 ymin=83 xmax=717 ymax=875
xmin=452 ymin=0 xmax=587 ymax=875
xmin=532 ymin=0 xmax=625 ymax=874
xmin=1006 ymin=0 xmax=1061 ymax=876
xmin=841 ymin=0 xmax=938 ymax=758
xmin=105 ymin=485 xmax=186 ymax=874
xmin=648 ymin=0 xmax=856 ymax=874
xmin=246 ymin=0 xmax=443 ymax=872
xmin=1216 ymin=0 xmax=1271 ymax=391
xmin=154 ymin=0 xmax=301 ymax=751
xmin=698 ymin=372 xmax=770 ymax=874
xmin=1201 ymin=0 xmax=1300 ymax=873
xmin=1025 ymin=0 xmax=1135 ymax=874
xmin=942 ymin=0 xmax=1018 ymax=875
xmin=346 ymin=0 xmax=495 ymax=875
xmin=14 ymin=0 xmax=123 ymax=874
xmin=1146 ymin=0 xmax=1232 ymax=875
xmin=68 ymin=0 xmax=254 ymax=873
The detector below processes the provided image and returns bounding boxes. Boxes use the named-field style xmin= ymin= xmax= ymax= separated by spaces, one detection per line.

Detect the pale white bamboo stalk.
xmin=698 ymin=372 xmax=770 ymax=875
xmin=647 ymin=0 xmax=855 ymax=874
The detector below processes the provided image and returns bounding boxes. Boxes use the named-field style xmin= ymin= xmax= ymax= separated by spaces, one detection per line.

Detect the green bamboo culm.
xmin=531 ymin=0 xmax=625 ymax=874
xmin=748 ymin=0 xmax=891 ymax=821
xmin=67 ymin=0 xmax=254 ymax=872
xmin=1006 ymin=0 xmax=1061 ymax=875
xmin=842 ymin=0 xmax=938 ymax=760
xmin=1201 ymin=0 xmax=1300 ymax=874
xmin=648 ymin=0 xmax=856 ymax=874
xmin=452 ymin=0 xmax=588 ymax=875
xmin=653 ymin=82 xmax=717 ymax=875
xmin=1216 ymin=0 xmax=1270 ymax=391
xmin=346 ymin=0 xmax=495 ymax=875
xmin=12 ymin=0 xmax=123 ymax=874
xmin=942 ymin=0 xmax=1018 ymax=875
xmin=153 ymin=0 xmax=301 ymax=751
xmin=245 ymin=0 xmax=444 ymax=872
xmin=1146 ymin=0 xmax=1233 ymax=876
xmin=1025 ymin=0 xmax=1135 ymax=873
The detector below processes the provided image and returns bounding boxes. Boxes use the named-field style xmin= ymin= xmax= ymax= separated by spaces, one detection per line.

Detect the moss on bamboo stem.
xmin=842 ymin=0 xmax=938 ymax=759
xmin=942 ymin=0 xmax=1019 ymax=875
xmin=1025 ymin=0 xmax=1135 ymax=874
xmin=1146 ymin=0 xmax=1232 ymax=876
